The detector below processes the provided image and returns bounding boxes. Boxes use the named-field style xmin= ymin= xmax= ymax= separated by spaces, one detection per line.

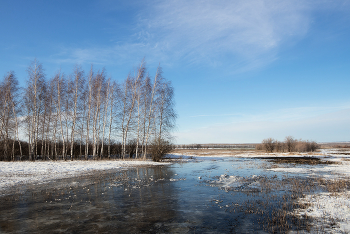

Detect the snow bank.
xmin=269 ymin=162 xmax=350 ymax=178
xmin=267 ymin=149 xmax=350 ymax=178
xmin=0 ymin=160 xmax=169 ymax=194
xmin=295 ymin=191 xmax=350 ymax=233
xmin=319 ymin=148 xmax=350 ymax=156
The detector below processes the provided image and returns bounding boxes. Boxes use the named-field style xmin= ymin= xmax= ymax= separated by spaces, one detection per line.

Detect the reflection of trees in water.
xmin=109 ymin=166 xmax=179 ymax=233
xmin=0 ymin=166 xmax=181 ymax=233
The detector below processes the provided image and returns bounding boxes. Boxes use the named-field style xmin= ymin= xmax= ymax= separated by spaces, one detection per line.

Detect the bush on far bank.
xmin=257 ymin=136 xmax=318 ymax=153
xmin=149 ymin=137 xmax=174 ymax=162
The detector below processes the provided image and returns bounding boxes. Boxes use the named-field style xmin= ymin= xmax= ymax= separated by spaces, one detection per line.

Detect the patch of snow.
xmin=295 ymin=191 xmax=350 ymax=233
xmin=0 ymin=160 xmax=169 ymax=194
xmin=268 ymin=159 xmax=350 ymax=178
xmin=319 ymin=148 xmax=350 ymax=156
xmin=264 ymin=149 xmax=350 ymax=178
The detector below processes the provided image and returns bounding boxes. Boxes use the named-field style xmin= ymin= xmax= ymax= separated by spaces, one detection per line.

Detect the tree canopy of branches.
xmin=0 ymin=59 xmax=176 ymax=161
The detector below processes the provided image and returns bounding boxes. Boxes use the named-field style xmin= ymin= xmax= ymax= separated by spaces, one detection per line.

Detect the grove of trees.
xmin=257 ymin=136 xmax=318 ymax=153
xmin=0 ymin=59 xmax=176 ymax=161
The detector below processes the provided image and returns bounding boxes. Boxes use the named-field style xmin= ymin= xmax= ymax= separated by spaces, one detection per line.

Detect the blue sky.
xmin=1 ymin=0 xmax=349 ymax=144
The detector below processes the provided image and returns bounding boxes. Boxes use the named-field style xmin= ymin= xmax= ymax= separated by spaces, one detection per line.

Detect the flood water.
xmin=0 ymin=157 xmax=315 ymax=233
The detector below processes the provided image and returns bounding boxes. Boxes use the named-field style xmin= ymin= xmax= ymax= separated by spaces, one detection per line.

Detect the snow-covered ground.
xmin=2 ymin=148 xmax=349 ymax=233
xmin=268 ymin=160 xmax=350 ymax=178
xmin=295 ymin=191 xmax=350 ymax=233
xmin=0 ymin=160 xmax=169 ymax=195
xmin=271 ymin=149 xmax=350 ymax=233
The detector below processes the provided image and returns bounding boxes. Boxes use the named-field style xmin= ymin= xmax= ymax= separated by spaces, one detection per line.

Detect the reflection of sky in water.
xmin=0 ymin=157 xmax=313 ymax=233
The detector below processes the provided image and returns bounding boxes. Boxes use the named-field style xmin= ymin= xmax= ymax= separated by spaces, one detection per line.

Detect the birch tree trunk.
xmin=25 ymin=59 xmax=46 ymax=161
xmin=69 ymin=67 xmax=84 ymax=160
xmin=56 ymin=72 xmax=66 ymax=161
xmin=85 ymin=67 xmax=94 ymax=160
xmin=107 ymin=82 xmax=117 ymax=159
xmin=100 ymin=78 xmax=111 ymax=159
xmin=143 ymin=66 xmax=162 ymax=159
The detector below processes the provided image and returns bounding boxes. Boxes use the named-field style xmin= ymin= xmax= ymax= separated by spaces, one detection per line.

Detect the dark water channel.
xmin=0 ymin=157 xmax=314 ymax=233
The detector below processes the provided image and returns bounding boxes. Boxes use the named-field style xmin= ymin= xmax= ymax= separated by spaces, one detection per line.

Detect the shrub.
xmin=309 ymin=141 xmax=318 ymax=152
xmin=275 ymin=141 xmax=286 ymax=152
xmin=149 ymin=138 xmax=173 ymax=162
xmin=285 ymin=136 xmax=296 ymax=152
xmin=261 ymin=137 xmax=318 ymax=153
xmin=262 ymin=138 xmax=276 ymax=153
xmin=295 ymin=140 xmax=319 ymax=152
xmin=126 ymin=139 xmax=137 ymax=158
xmin=255 ymin=144 xmax=264 ymax=150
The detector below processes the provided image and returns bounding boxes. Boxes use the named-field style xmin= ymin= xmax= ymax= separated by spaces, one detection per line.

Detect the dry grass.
xmin=260 ymin=156 xmax=337 ymax=165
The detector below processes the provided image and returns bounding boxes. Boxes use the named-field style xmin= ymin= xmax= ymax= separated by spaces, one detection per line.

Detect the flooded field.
xmin=0 ymin=152 xmax=349 ymax=233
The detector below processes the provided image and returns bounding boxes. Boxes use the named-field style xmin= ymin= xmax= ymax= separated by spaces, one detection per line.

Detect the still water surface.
xmin=0 ymin=157 xmax=310 ymax=233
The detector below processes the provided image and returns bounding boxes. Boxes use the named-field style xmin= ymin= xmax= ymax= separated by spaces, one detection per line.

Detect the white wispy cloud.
xmin=140 ymin=0 xmax=309 ymax=62
xmin=48 ymin=1 xmax=350 ymax=72
xmin=49 ymin=0 xmax=313 ymax=71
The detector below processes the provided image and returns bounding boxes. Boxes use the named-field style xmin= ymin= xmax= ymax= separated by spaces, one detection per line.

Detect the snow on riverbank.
xmin=0 ymin=160 xmax=169 ymax=194
xmin=265 ymin=148 xmax=350 ymax=178
xmin=294 ymin=191 xmax=350 ymax=233
xmin=268 ymin=160 xmax=350 ymax=178
xmin=252 ymin=149 xmax=350 ymax=233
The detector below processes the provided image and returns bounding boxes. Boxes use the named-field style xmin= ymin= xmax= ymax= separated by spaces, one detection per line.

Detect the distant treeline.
xmin=256 ymin=136 xmax=318 ymax=153
xmin=0 ymin=59 xmax=176 ymax=161
xmin=318 ymin=142 xmax=350 ymax=148
xmin=175 ymin=144 xmax=257 ymax=149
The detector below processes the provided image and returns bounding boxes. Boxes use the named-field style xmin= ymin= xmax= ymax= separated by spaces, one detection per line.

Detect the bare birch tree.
xmin=120 ymin=62 xmax=145 ymax=158
xmin=24 ymin=59 xmax=46 ymax=161
xmin=91 ymin=70 xmax=106 ymax=159
xmin=48 ymin=77 xmax=59 ymax=160
xmin=107 ymin=81 xmax=119 ymax=159
xmin=0 ymin=71 xmax=21 ymax=161
xmin=142 ymin=65 xmax=162 ymax=159
xmin=155 ymin=80 xmax=176 ymax=141
xmin=69 ymin=66 xmax=84 ymax=160
xmin=85 ymin=66 xmax=94 ymax=160
xmin=100 ymin=78 xmax=111 ymax=159
xmin=53 ymin=71 xmax=67 ymax=160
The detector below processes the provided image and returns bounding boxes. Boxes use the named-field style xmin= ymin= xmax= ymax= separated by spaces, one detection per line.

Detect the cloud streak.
xmin=141 ymin=0 xmax=309 ymax=62
xmin=49 ymin=0 xmax=313 ymax=71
